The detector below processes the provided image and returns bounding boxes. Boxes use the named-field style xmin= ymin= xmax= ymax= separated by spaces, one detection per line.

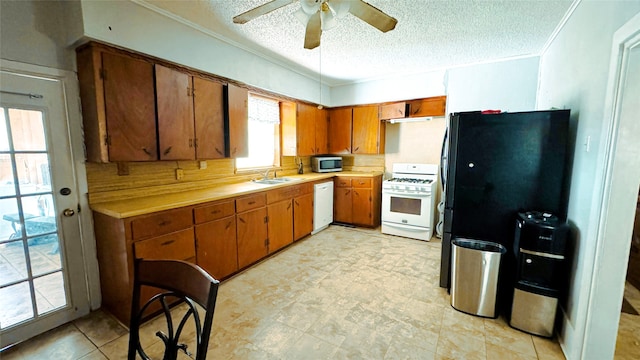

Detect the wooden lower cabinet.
xmin=267 ymin=200 xmax=294 ymax=253
xmin=195 ymin=216 xmax=238 ymax=280
xmin=293 ymin=193 xmax=313 ymax=240
xmin=236 ymin=194 xmax=268 ymax=269
xmin=334 ymin=175 xmax=382 ymax=227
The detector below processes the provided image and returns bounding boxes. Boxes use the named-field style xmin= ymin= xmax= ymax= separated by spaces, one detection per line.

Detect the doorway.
xmin=581 ymin=12 xmax=640 ymax=359
xmin=0 ymin=68 xmax=90 ymax=348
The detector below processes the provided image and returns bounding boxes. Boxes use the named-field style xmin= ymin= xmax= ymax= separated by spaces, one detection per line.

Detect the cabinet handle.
xmin=158 ymin=220 xmax=172 ymax=226
xmin=164 ymin=146 xmax=172 ymax=155
xmin=344 ymin=147 xmax=349 ymax=152
xmin=238 ymin=217 xmax=246 ymax=224
xmin=215 ymin=147 xmax=223 ymax=155
xmin=187 ymin=86 xmax=192 ymax=97
xmin=288 ymin=203 xmax=292 ymax=210
xmin=225 ymin=221 xmax=232 ymax=230
xmin=354 ymin=146 xmax=359 ymax=152
xmin=161 ymin=240 xmax=175 ymax=246
xmin=194 ymin=138 xmax=198 ymax=148
xmin=142 ymin=147 xmax=152 ymax=156
xmin=311 ymin=147 xmax=315 ymax=154
xmin=248 ymin=201 xmax=255 ymax=205
xmin=211 ymin=210 xmax=220 ymax=215
xmin=189 ymin=139 xmax=193 ymax=148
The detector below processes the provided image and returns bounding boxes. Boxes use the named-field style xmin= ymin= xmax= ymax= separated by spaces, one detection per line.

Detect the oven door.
xmin=381 ymin=189 xmax=431 ymax=227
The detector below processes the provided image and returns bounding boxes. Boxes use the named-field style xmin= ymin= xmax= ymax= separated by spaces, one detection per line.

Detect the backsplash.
xmin=86 ymin=155 xmax=384 ymax=204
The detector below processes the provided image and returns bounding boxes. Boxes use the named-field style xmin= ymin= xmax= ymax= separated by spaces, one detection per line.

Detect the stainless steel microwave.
xmin=311 ymin=156 xmax=342 ymax=173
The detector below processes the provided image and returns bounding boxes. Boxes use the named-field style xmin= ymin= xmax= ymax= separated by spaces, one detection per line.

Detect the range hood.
xmin=386 ymin=116 xmax=433 ymax=124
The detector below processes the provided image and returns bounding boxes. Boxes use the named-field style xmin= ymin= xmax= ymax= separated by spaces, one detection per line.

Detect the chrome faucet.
xmin=263 ymin=168 xmax=275 ymax=180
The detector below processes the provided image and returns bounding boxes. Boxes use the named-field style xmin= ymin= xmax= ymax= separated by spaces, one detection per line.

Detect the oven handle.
xmin=382 ymin=190 xmax=432 ymax=198
xmin=383 ymin=222 xmax=430 ymax=231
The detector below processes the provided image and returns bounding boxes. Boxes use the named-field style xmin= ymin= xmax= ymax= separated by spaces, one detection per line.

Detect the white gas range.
xmin=381 ymin=163 xmax=438 ymax=241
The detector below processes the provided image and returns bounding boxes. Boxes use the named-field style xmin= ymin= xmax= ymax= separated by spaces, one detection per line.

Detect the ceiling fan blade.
xmin=233 ymin=0 xmax=295 ymax=24
xmin=348 ymin=0 xmax=397 ymax=33
xmin=304 ymin=11 xmax=322 ymax=50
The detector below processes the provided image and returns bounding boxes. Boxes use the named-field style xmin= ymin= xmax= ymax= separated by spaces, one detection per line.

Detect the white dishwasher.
xmin=313 ymin=181 xmax=334 ymax=234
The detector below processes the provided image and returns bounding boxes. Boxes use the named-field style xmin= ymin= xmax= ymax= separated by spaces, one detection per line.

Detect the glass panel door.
xmin=0 ymin=108 xmax=66 ymax=328
xmin=0 ymin=68 xmax=88 ymax=348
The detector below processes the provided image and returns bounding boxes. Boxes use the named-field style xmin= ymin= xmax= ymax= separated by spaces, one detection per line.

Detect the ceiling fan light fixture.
xmin=293 ymin=7 xmax=311 ymax=26
xmin=320 ymin=5 xmax=338 ymax=31
xmin=300 ymin=0 xmax=321 ymax=15
xmin=326 ymin=0 xmax=350 ymax=18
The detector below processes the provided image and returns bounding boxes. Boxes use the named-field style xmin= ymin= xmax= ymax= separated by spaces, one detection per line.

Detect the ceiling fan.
xmin=233 ymin=0 xmax=398 ymax=50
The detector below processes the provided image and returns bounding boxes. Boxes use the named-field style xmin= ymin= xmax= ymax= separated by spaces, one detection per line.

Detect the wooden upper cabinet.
xmin=77 ymin=46 xmax=157 ymax=162
xmin=193 ymin=77 xmax=226 ymax=159
xmin=155 ymin=65 xmax=195 ymax=160
xmin=379 ymin=102 xmax=406 ymax=120
xmin=226 ymin=84 xmax=248 ymax=158
xmin=407 ymin=96 xmax=446 ymax=117
xmin=315 ymin=108 xmax=328 ymax=154
xmin=297 ymin=103 xmax=316 ymax=156
xmin=281 ymin=102 xmax=328 ymax=156
xmin=328 ymin=107 xmax=352 ymax=154
xmin=352 ymin=105 xmax=385 ymax=154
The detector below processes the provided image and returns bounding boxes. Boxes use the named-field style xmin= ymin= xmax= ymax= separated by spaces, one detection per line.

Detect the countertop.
xmin=90 ymin=171 xmax=382 ymax=219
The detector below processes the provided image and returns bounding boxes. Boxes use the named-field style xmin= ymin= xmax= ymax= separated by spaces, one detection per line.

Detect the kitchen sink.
xmin=251 ymin=177 xmax=300 ymax=185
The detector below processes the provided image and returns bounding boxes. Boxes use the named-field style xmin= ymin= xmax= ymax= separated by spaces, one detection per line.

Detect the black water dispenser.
xmin=510 ymin=211 xmax=569 ymax=337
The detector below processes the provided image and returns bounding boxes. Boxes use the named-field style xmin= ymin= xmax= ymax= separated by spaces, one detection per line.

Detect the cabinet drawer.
xmin=133 ymin=228 xmax=195 ymax=260
xmin=236 ymin=193 xmax=266 ymax=213
xmin=352 ymin=178 xmax=372 ymax=188
xmin=131 ymin=208 xmax=193 ymax=240
xmin=335 ymin=178 xmax=352 ymax=188
xmin=194 ymin=200 xmax=235 ymax=224
xmin=266 ymin=183 xmax=312 ymax=204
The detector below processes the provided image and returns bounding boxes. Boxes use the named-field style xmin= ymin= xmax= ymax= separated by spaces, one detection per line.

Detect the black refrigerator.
xmin=439 ymin=110 xmax=571 ymax=290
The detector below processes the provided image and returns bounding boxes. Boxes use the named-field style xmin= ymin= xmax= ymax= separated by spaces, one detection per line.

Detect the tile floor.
xmin=615 ymin=282 xmax=640 ymax=359
xmin=3 ymin=225 xmax=572 ymax=359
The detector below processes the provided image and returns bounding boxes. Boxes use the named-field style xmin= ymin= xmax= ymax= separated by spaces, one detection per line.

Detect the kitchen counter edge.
xmin=89 ymin=171 xmax=383 ymax=219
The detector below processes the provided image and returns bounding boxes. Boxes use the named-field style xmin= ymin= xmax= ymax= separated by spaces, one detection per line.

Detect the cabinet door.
xmin=102 ymin=52 xmax=157 ymax=161
xmin=297 ymin=103 xmax=317 ymax=156
xmin=236 ymin=207 xmax=268 ymax=268
xmin=352 ymin=106 xmax=381 ymax=154
xmin=352 ymin=188 xmax=373 ymax=226
xmin=328 ymin=108 xmax=352 ymax=154
xmin=294 ymin=193 xmax=314 ymax=241
xmin=155 ymin=65 xmax=195 ymax=160
xmin=226 ymin=84 xmax=248 ymax=158
xmin=408 ymin=96 xmax=446 ymax=117
xmin=334 ymin=187 xmax=353 ymax=224
xmin=193 ymin=77 xmax=226 ymax=159
xmin=280 ymin=101 xmax=298 ymax=156
xmin=195 ymin=216 xmax=238 ymax=279
xmin=267 ymin=200 xmax=293 ymax=253
xmin=315 ymin=108 xmax=328 ymax=154
xmin=379 ymin=102 xmax=406 ymax=120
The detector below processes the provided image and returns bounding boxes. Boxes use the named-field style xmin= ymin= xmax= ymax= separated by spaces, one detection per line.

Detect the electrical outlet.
xmin=176 ymin=168 xmax=184 ymax=180
xmin=199 ymin=160 xmax=207 ymax=169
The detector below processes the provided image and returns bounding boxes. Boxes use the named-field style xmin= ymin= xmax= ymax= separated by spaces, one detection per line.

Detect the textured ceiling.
xmin=143 ymin=0 xmax=574 ymax=86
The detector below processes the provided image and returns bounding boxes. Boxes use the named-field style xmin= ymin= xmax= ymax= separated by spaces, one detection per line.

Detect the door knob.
xmin=63 ymin=209 xmax=75 ymax=217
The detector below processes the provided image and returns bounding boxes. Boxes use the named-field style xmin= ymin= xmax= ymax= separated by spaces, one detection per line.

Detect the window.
xmin=235 ymin=94 xmax=280 ymax=170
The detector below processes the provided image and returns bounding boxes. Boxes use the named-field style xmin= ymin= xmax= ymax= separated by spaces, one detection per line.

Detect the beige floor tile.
xmin=2 ymin=323 xmax=96 ymax=360
xmin=281 ymin=333 xmax=339 ymax=360
xmin=484 ymin=315 xmax=537 ymax=358
xmin=532 ymin=336 xmax=566 ymax=360
xmin=78 ymin=349 xmax=109 ymax=360
xmin=486 ymin=342 xmax=537 ymax=359
xmin=614 ymin=312 xmax=640 ymax=360
xmin=73 ymin=309 xmax=128 ymax=348
xmin=436 ymin=329 xmax=486 ymax=360
xmin=385 ymin=335 xmax=437 ymax=360
xmin=250 ymin=321 xmax=305 ymax=357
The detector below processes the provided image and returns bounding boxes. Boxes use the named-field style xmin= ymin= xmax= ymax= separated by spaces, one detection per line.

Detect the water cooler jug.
xmin=510 ymin=211 xmax=569 ymax=337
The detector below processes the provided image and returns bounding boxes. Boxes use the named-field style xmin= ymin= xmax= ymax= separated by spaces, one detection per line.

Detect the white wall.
xmin=0 ymin=0 xmax=82 ymax=71
xmin=537 ymin=2 xmax=640 ymax=359
xmin=445 ymin=56 xmax=539 ymax=113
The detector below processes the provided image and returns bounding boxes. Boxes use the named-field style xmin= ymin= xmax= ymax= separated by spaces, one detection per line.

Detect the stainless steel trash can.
xmin=450 ymin=238 xmax=507 ymax=318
